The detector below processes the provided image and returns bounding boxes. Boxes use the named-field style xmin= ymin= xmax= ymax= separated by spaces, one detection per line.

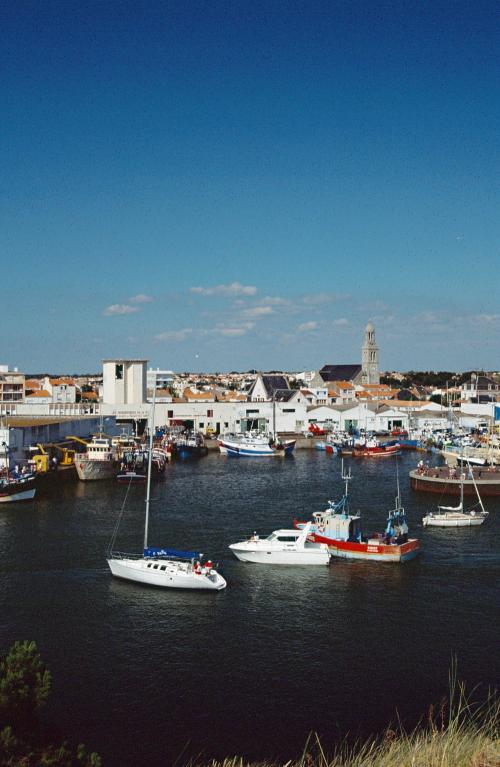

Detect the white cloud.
xmin=190 ymin=282 xmax=257 ymax=297
xmin=213 ymin=322 xmax=255 ymax=337
xmin=261 ymin=295 xmax=290 ymax=306
xmin=103 ymin=304 xmax=140 ymax=316
xmin=474 ymin=314 xmax=500 ymax=325
xmin=129 ymin=293 xmax=154 ymax=304
xmin=154 ymin=328 xmax=193 ymax=342
xmin=297 ymin=321 xmax=318 ymax=332
xmin=333 ymin=318 xmax=349 ymax=326
xmin=217 ymin=328 xmax=248 ymax=337
xmin=301 ymin=292 xmax=348 ymax=306
xmin=243 ymin=305 xmax=274 ymax=318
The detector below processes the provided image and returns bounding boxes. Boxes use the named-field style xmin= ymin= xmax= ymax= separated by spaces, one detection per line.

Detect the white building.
xmin=147 ymin=368 xmax=175 ymax=390
xmin=102 ymin=359 xmax=147 ymax=406
xmin=42 ymin=377 xmax=78 ymax=404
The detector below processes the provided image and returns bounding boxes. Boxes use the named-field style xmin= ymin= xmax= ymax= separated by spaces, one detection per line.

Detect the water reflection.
xmin=0 ymin=449 xmax=498 ymax=766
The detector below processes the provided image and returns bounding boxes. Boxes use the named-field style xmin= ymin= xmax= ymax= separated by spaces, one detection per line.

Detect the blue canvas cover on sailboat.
xmin=143 ymin=547 xmax=200 ymax=560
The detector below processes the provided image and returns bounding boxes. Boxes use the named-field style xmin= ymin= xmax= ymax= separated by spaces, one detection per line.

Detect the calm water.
xmin=0 ymin=450 xmax=499 ymax=765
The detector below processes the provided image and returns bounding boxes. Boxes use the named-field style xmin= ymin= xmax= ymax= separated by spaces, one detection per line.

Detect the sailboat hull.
xmin=422 ymin=514 xmax=487 ymax=527
xmin=107 ymin=557 xmax=227 ymax=590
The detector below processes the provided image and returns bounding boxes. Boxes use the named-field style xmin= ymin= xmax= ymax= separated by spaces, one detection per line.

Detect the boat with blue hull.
xmin=171 ymin=432 xmax=208 ymax=459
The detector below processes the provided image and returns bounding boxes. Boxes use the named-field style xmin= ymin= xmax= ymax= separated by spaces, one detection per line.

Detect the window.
xmin=283 ymin=408 xmax=295 ymax=413
xmin=207 ymin=409 xmax=213 ymax=417
xmin=115 ymin=364 xmax=123 ymax=380
xmin=199 ymin=422 xmax=204 ymax=428
xmin=168 ymin=410 xmax=173 ymax=419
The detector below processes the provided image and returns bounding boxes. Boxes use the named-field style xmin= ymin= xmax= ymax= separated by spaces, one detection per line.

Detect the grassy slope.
xmin=190 ymin=682 xmax=499 ymax=767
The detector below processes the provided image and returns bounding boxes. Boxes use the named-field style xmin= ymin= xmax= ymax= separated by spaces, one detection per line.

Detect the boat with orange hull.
xmin=311 ymin=532 xmax=420 ymax=561
xmin=294 ymin=462 xmax=421 ymax=563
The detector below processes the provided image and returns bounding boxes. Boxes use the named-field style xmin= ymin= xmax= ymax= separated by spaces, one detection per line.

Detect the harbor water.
xmin=0 ymin=450 xmax=499 ymax=765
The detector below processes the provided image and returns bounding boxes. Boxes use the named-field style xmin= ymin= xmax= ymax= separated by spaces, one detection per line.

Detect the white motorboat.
xmin=422 ymin=458 xmax=488 ymax=528
xmin=218 ymin=431 xmax=296 ymax=457
xmin=107 ymin=394 xmax=227 ymax=591
xmin=228 ymin=522 xmax=330 ymax=565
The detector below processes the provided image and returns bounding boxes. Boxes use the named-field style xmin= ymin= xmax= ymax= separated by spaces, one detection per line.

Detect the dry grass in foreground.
xmin=189 ymin=679 xmax=499 ymax=767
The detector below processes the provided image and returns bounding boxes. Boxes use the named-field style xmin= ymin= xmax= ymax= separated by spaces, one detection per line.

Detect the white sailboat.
xmin=422 ymin=459 xmax=488 ymax=528
xmin=107 ymin=394 xmax=227 ymax=591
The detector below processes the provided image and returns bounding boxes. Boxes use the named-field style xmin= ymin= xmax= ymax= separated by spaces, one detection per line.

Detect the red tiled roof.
xmin=27 ymin=390 xmax=51 ymax=398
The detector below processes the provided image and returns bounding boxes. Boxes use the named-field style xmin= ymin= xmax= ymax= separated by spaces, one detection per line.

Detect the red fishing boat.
xmin=294 ymin=462 xmax=421 ymax=562
xmin=352 ymin=438 xmax=400 ymax=458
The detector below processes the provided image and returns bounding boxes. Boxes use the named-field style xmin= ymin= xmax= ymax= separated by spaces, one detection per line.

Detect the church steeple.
xmin=361 ymin=321 xmax=380 ymax=384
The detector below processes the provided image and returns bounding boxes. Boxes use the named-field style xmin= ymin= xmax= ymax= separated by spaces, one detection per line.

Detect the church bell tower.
xmin=361 ymin=321 xmax=380 ymax=385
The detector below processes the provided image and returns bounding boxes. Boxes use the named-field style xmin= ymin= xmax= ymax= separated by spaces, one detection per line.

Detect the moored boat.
xmin=0 ymin=473 xmax=36 ymax=503
xmin=116 ymin=448 xmax=167 ymax=482
xmin=422 ymin=458 xmax=488 ymax=527
xmin=75 ymin=435 xmax=119 ymax=481
xmin=170 ymin=431 xmax=208 ymax=459
xmin=218 ymin=431 xmax=295 ymax=457
xmin=352 ymin=438 xmax=400 ymax=458
xmin=422 ymin=510 xmax=487 ymax=527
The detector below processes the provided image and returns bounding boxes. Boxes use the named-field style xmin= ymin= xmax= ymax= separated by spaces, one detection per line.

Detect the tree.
xmin=0 ymin=641 xmax=101 ymax=767
xmin=0 ymin=641 xmax=50 ymax=733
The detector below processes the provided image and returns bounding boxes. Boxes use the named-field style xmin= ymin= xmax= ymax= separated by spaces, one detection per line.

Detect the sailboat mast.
xmin=144 ymin=389 xmax=156 ymax=550
xmin=272 ymin=389 xmax=276 ymax=441
xmin=460 ymin=464 xmax=464 ymax=510
xmin=467 ymin=457 xmax=486 ymax=514
xmin=395 ymin=456 xmax=401 ymax=509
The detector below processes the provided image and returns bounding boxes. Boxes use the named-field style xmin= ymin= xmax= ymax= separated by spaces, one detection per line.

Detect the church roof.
xmin=319 ymin=364 xmax=362 ymax=382
xmin=262 ymin=374 xmax=289 ymax=393
xmin=247 ymin=374 xmax=290 ymax=398
xmin=273 ymin=388 xmax=296 ymax=402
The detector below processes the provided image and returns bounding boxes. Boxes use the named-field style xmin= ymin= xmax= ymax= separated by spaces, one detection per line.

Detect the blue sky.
xmin=1 ymin=0 xmax=498 ymax=373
